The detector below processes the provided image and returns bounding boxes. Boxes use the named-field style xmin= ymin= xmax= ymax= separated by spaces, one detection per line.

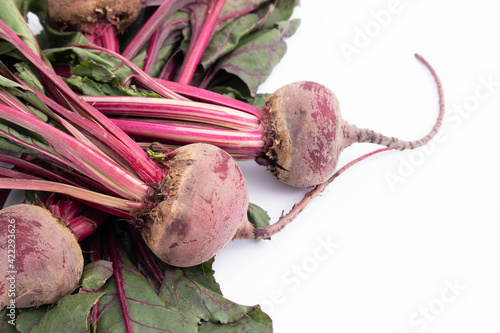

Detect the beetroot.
xmin=142 ymin=143 xmax=250 ymax=267
xmin=47 ymin=0 xmax=141 ymax=34
xmin=260 ymin=81 xmax=342 ymax=187
xmin=260 ymin=56 xmax=443 ymax=187
xmin=46 ymin=0 xmax=141 ymax=53
xmin=0 ymin=204 xmax=83 ymax=309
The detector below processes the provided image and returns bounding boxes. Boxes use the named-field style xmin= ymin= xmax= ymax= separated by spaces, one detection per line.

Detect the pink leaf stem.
xmin=176 ymin=0 xmax=226 ymax=85
xmin=83 ymin=95 xmax=260 ymax=131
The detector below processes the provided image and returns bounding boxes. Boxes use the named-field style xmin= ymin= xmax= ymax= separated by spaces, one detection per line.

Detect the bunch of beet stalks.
xmin=0 ymin=0 xmax=443 ymax=312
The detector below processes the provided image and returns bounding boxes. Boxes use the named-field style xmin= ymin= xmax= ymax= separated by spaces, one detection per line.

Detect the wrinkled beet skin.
xmin=47 ymin=0 xmax=141 ymax=33
xmin=141 ymin=144 xmax=249 ymax=267
xmin=0 ymin=204 xmax=83 ymax=309
xmin=262 ymin=81 xmax=342 ymax=187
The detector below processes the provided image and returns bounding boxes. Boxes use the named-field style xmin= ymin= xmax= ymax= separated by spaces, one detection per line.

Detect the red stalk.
xmin=155 ymin=78 xmax=262 ymax=117
xmin=131 ymin=229 xmax=164 ymax=287
xmin=33 ymin=157 xmax=129 ymax=198
xmin=107 ymin=227 xmax=134 ymax=333
xmin=0 ymin=166 xmax=44 ymax=180
xmin=0 ymin=19 xmax=163 ymax=184
xmin=0 ymin=155 xmax=120 ymax=207
xmin=0 ymin=153 xmax=78 ymax=185
xmin=176 ymin=0 xmax=226 ymax=85
xmin=0 ymin=179 xmax=134 ymax=211
xmin=122 ymin=0 xmax=195 ymax=60
xmin=0 ymin=104 xmax=149 ymax=199
xmin=82 ymin=95 xmax=261 ymax=131
xmin=44 ymin=193 xmax=109 ymax=241
xmin=143 ymin=18 xmax=189 ymax=75
xmin=83 ymin=23 xmax=120 ymax=53
xmin=68 ymin=209 xmax=108 ymax=241
xmin=41 ymin=187 xmax=132 ymax=219
xmin=0 ymin=124 xmax=82 ymax=172
xmin=89 ymin=231 xmax=102 ymax=327
xmin=4 ymin=74 xmax=142 ymax=174
xmin=45 ymin=194 xmax=85 ymax=220
xmin=109 ymin=117 xmax=264 ymax=159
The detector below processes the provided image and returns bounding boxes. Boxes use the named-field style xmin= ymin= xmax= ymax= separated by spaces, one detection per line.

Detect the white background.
xmin=23 ymin=1 xmax=500 ymax=332
xmin=213 ymin=1 xmax=500 ymax=333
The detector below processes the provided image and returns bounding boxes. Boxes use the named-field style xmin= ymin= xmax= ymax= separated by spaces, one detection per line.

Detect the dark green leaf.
xmin=201 ymin=13 xmax=261 ymax=69
xmin=198 ymin=305 xmax=272 ymax=333
xmin=159 ymin=260 xmax=272 ymax=331
xmin=247 ymin=202 xmax=270 ymax=228
xmin=280 ymin=18 xmax=301 ymax=38
xmin=44 ymin=47 xmax=130 ymax=84
xmin=145 ymin=43 xmax=178 ymax=78
xmin=80 ymin=260 xmax=114 ymax=292
xmin=44 ymin=47 xmax=162 ymax=97
xmin=24 ymin=190 xmax=45 ymax=203
xmin=36 ymin=25 xmax=91 ymax=51
xmin=13 ymin=62 xmax=44 ymax=93
xmin=64 ymin=76 xmax=109 ymax=96
xmin=249 ymin=93 xmax=271 ymax=108
xmin=14 ymin=308 xmax=46 ymax=333
xmin=218 ymin=0 xmax=269 ymax=18
xmin=179 ymin=259 xmax=222 ymax=295
xmin=209 ymin=77 xmax=252 ymax=101
xmin=11 ymin=0 xmax=47 ymax=22
xmin=16 ymin=293 xmax=104 ymax=333
xmin=209 ymin=28 xmax=287 ymax=98
xmin=0 ymin=73 xmax=55 ymax=123
xmin=0 ymin=137 xmax=37 ymax=154
xmin=0 ymin=0 xmax=40 ymax=56
xmin=258 ymin=0 xmax=300 ymax=30
xmin=0 ymin=119 xmax=52 ymax=154
xmin=0 ymin=308 xmax=19 ymax=332
xmin=95 ymin=245 xmax=198 ymax=332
